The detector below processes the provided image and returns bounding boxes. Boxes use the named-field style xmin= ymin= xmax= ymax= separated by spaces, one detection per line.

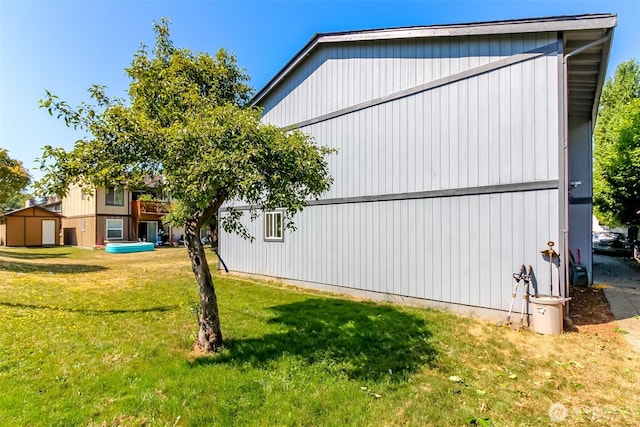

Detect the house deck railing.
xmin=131 ymin=200 xmax=170 ymax=218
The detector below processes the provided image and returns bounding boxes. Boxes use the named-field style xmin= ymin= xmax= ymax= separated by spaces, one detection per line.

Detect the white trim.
xmin=106 ymin=218 xmax=123 ymax=240
xmin=264 ymin=211 xmax=284 ymax=242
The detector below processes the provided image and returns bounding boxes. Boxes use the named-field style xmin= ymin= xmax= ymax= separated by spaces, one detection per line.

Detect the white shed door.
xmin=42 ymin=220 xmax=56 ymax=246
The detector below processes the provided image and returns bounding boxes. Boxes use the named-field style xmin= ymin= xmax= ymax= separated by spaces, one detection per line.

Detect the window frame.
xmin=264 ymin=210 xmax=284 ymax=242
xmin=105 ymin=187 xmax=124 ymax=206
xmin=105 ymin=218 xmax=123 ymax=240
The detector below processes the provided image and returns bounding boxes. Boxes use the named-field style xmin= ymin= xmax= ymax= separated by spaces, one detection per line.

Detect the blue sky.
xmin=1 ymin=0 xmax=638 ymax=183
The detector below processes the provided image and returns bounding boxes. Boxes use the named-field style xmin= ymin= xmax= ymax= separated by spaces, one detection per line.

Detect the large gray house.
xmin=219 ymin=14 xmax=616 ymax=319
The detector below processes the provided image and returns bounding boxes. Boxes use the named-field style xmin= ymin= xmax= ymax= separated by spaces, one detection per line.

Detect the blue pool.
xmin=105 ymin=242 xmax=155 ymax=254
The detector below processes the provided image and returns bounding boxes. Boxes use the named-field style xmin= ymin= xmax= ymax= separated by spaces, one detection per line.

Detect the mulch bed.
xmin=569 ymin=285 xmax=616 ymax=325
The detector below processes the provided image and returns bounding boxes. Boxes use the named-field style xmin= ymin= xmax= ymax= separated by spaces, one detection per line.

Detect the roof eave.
xmin=591 ymin=28 xmax=614 ymax=124
xmin=0 ymin=205 xmax=65 ymax=218
xmin=251 ymin=13 xmax=617 ymax=106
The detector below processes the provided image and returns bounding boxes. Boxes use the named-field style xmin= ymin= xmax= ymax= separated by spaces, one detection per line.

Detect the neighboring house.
xmin=0 ymin=205 xmax=63 ymax=247
xmin=60 ymin=185 xmax=181 ymax=247
xmin=219 ymin=14 xmax=616 ymax=320
xmin=41 ymin=196 xmax=62 ymax=214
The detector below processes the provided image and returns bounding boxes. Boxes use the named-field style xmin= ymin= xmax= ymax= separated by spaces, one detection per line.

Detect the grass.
xmin=1 ymin=247 xmax=639 ymax=426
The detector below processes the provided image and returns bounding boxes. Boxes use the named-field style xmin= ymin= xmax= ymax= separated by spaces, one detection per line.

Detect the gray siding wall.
xmin=259 ymin=33 xmax=559 ymax=200
xmin=568 ymin=118 xmax=593 ymax=282
xmin=262 ymin=33 xmax=558 ymax=130
xmin=221 ymin=31 xmax=563 ymax=312
xmin=222 ymin=190 xmax=559 ymax=311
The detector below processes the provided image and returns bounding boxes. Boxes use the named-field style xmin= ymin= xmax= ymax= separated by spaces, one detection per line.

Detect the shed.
xmin=0 ymin=206 xmax=63 ymax=247
xmin=220 ymin=14 xmax=616 ymax=320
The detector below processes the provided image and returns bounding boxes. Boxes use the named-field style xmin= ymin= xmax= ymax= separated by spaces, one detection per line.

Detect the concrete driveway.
xmin=593 ymin=253 xmax=640 ymax=352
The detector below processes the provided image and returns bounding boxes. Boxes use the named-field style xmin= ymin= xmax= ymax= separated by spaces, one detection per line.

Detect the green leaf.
xmin=594 ymin=59 xmax=640 ymax=227
xmin=35 ymin=18 xmax=334 ymax=352
xmin=569 ymin=360 xmax=584 ymax=369
xmin=467 ymin=417 xmax=491 ymax=426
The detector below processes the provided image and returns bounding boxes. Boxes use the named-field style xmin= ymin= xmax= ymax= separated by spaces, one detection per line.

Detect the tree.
xmin=36 ymin=19 xmax=334 ymax=353
xmin=594 ymin=59 xmax=640 ymax=234
xmin=0 ymin=192 xmax=35 ymax=212
xmin=0 ymin=147 xmax=31 ymax=208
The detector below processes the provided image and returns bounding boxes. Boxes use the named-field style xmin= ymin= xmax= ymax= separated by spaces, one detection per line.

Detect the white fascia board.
xmin=319 ymin=15 xmax=617 ymax=42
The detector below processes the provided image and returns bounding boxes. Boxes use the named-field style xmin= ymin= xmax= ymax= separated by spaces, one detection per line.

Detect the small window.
xmin=106 ymin=219 xmax=123 ymax=240
xmin=106 ymin=187 xmax=124 ymax=206
xmin=81 ymin=218 xmax=85 ymax=232
xmin=265 ymin=211 xmax=283 ymax=241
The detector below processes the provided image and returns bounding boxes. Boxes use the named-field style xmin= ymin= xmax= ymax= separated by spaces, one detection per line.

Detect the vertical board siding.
xmin=261 ymin=34 xmax=558 ymax=129
xmin=568 ymin=118 xmax=594 ymax=280
xmin=222 ymin=31 xmax=563 ymax=314
xmin=293 ymin=45 xmax=558 ymax=201
xmin=220 ymin=190 xmax=559 ymax=311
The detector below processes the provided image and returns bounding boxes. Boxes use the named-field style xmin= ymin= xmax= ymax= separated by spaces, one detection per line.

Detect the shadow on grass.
xmin=191 ymin=298 xmax=437 ymax=382
xmin=0 ymin=300 xmax=179 ymax=314
xmin=0 ymin=249 xmax=71 ymax=260
xmin=0 ymin=260 xmax=106 ymax=274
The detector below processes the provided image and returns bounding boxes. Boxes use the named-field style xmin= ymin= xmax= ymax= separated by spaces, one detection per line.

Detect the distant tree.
xmin=594 ymin=59 xmax=640 ymax=237
xmin=0 ymin=192 xmax=34 ymax=212
xmin=0 ymin=147 xmax=31 ymax=207
xmin=36 ymin=19 xmax=334 ymax=353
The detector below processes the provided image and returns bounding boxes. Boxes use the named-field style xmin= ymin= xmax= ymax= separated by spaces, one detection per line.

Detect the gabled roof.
xmin=40 ymin=199 xmax=62 ymax=208
xmin=1 ymin=205 xmax=64 ymax=218
xmin=252 ymin=14 xmax=616 ymax=122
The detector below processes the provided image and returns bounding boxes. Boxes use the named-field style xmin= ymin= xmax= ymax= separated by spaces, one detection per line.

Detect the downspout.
xmin=560 ymin=29 xmax=613 ymax=305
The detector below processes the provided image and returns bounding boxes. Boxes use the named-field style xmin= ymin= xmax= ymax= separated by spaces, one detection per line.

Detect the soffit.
xmin=564 ymin=26 xmax=615 ymax=122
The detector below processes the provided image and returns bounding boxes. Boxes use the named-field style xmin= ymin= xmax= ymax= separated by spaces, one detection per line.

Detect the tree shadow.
xmin=0 ymin=300 xmax=179 ymax=315
xmin=0 ymin=249 xmax=71 ymax=260
xmin=191 ymin=298 xmax=437 ymax=382
xmin=0 ymin=260 xmax=106 ymax=274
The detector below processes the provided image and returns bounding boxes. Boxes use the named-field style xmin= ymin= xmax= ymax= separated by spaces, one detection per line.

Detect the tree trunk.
xmin=185 ymin=221 xmax=223 ymax=352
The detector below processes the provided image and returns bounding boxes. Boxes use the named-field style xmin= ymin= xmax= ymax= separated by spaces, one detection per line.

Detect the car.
xmin=593 ymin=232 xmax=631 ymax=255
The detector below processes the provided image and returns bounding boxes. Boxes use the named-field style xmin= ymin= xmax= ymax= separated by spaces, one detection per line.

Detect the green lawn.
xmin=1 ymin=247 xmax=639 ymax=426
